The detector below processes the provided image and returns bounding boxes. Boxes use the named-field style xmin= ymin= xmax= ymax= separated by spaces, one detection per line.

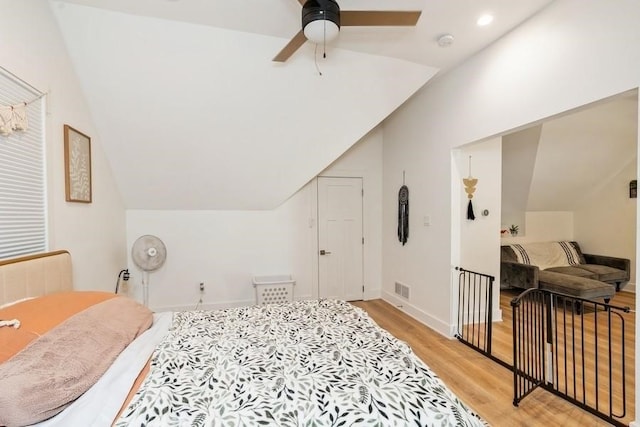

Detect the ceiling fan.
xmin=273 ymin=0 xmax=422 ymax=62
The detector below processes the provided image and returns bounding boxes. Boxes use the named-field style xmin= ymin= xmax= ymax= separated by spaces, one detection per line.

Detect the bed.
xmin=0 ymin=251 xmax=487 ymax=426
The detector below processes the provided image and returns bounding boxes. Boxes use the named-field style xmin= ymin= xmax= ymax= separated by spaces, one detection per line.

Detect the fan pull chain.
xmin=314 ymin=44 xmax=323 ymax=76
xmin=323 ymin=18 xmax=327 ymax=58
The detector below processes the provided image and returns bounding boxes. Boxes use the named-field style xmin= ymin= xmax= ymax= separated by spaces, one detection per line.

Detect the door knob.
xmin=320 ymin=250 xmax=332 ymax=255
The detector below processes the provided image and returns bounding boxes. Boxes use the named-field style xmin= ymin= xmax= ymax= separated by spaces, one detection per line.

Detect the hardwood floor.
xmin=352 ymin=291 xmax=635 ymax=427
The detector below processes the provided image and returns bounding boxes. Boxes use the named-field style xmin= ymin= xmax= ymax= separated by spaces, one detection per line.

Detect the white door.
xmin=317 ymin=177 xmax=364 ymax=301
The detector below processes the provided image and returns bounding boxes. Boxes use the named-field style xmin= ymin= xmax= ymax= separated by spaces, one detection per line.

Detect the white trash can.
xmin=252 ymin=275 xmax=295 ymax=305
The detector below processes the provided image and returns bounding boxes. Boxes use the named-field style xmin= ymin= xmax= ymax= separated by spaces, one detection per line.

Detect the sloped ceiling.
xmin=501 ymin=124 xmax=541 ymax=220
xmin=503 ymin=93 xmax=638 ymax=212
xmin=50 ymin=0 xmax=553 ymax=210
xmin=528 ymin=94 xmax=638 ymax=210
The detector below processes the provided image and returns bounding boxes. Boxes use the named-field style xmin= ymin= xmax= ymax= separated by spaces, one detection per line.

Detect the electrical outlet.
xmin=115 ymin=269 xmax=129 ymax=295
xmin=199 ymin=282 xmax=205 ymax=292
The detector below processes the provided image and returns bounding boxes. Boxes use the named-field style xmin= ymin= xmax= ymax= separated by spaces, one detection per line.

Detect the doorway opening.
xmin=452 ymin=90 xmax=638 ymax=426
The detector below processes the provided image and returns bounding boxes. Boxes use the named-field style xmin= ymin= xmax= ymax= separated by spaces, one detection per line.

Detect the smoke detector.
xmin=437 ymin=34 xmax=454 ymax=47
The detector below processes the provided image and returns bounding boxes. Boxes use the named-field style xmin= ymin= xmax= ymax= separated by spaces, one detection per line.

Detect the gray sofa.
xmin=501 ymin=241 xmax=630 ymax=302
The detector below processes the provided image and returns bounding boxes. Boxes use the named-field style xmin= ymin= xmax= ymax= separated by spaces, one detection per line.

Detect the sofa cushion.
xmin=538 ymin=271 xmax=615 ymax=300
xmin=574 ymin=264 xmax=628 ymax=283
xmin=544 ymin=266 xmax=598 ymax=279
xmin=501 ymin=246 xmax=518 ymax=263
xmin=501 ymin=261 xmax=538 ymax=289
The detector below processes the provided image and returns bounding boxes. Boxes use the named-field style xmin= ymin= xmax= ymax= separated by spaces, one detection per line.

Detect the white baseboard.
xmin=381 ymin=291 xmax=454 ymax=338
xmin=622 ymin=282 xmax=636 ymax=293
xmin=629 ymin=421 xmax=637 ymax=427
xmin=152 ymin=294 xmax=318 ymax=313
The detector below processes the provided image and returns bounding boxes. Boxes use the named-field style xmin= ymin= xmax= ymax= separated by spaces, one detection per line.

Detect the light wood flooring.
xmin=352 ymin=290 xmax=635 ymax=427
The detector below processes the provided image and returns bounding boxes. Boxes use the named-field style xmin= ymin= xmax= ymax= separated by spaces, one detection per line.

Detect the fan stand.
xmin=131 ymin=234 xmax=167 ymax=308
xmin=142 ymin=271 xmax=150 ymax=307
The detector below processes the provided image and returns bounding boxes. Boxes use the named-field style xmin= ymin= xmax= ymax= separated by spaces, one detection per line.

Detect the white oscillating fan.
xmin=131 ymin=235 xmax=167 ymax=306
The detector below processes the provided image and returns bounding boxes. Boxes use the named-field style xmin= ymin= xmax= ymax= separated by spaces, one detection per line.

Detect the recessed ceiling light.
xmin=477 ymin=14 xmax=494 ymax=26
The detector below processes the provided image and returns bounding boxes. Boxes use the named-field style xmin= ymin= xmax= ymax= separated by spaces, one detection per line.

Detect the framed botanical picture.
xmin=63 ymin=124 xmax=92 ymax=203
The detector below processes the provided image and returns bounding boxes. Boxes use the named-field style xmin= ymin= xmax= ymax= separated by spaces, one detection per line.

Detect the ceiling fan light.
xmin=304 ymin=20 xmax=340 ymax=43
xmin=302 ymin=0 xmax=340 ymax=44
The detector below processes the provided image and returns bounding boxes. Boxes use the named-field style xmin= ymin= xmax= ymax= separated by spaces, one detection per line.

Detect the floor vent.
xmin=394 ymin=282 xmax=410 ymax=299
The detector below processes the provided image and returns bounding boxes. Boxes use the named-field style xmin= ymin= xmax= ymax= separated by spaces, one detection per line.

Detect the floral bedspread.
xmin=116 ymin=300 xmax=486 ymax=426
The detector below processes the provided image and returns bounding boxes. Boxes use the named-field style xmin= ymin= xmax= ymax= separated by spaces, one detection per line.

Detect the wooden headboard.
xmin=0 ymin=250 xmax=73 ymax=306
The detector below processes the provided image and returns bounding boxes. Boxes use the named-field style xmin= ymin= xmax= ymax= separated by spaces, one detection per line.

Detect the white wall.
xmin=125 ymin=127 xmax=383 ymax=310
xmin=452 ymin=138 xmax=503 ymax=326
xmin=501 ymin=211 xmax=574 ymax=244
xmin=125 ymin=209 xmax=302 ymax=310
xmin=454 ymin=138 xmax=502 ymax=277
xmin=574 ymin=159 xmax=637 ymax=288
xmin=0 ymin=1 xmax=126 ymax=290
xmin=382 ymin=0 xmax=640 ymax=337
xmin=501 ymin=126 xmax=542 ymax=233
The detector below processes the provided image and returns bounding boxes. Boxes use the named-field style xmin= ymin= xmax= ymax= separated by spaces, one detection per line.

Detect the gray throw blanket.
xmin=0 ymin=297 xmax=152 ymax=427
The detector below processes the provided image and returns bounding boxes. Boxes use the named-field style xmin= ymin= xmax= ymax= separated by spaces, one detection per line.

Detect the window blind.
xmin=0 ymin=69 xmax=47 ymax=259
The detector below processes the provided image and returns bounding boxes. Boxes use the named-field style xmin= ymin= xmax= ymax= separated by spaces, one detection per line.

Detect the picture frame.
xmin=63 ymin=124 xmax=92 ymax=203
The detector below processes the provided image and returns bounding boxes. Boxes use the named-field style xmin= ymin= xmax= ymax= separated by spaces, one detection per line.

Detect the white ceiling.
xmin=50 ymin=0 xmax=554 ymax=210
xmin=52 ymin=0 xmax=554 ymax=69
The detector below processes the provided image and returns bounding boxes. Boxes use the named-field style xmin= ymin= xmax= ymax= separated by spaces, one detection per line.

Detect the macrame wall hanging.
xmin=398 ymin=172 xmax=409 ymax=245
xmin=0 ymin=66 xmax=46 ymax=137
xmin=0 ymin=102 xmax=29 ymax=137
xmin=462 ymin=155 xmax=477 ymax=220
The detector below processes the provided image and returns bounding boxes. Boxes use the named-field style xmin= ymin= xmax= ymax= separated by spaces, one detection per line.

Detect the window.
xmin=0 ymin=68 xmax=47 ymax=259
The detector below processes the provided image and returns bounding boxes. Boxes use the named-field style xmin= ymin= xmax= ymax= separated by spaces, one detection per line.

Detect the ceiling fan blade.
xmin=273 ymin=30 xmax=307 ymax=62
xmin=341 ymin=10 xmax=422 ymax=27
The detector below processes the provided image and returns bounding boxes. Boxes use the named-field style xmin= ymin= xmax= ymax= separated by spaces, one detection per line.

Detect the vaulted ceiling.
xmin=503 ymin=93 xmax=638 ymax=216
xmin=50 ymin=0 xmax=554 ymax=209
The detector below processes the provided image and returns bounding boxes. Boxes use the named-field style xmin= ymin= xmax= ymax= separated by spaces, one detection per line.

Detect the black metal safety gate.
xmin=455 ymin=268 xmax=631 ymax=427
xmin=511 ymin=289 xmax=630 ymax=427
xmin=455 ymin=267 xmax=510 ymax=369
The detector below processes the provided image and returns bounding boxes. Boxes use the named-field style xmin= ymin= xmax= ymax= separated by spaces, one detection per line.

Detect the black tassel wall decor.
xmin=467 ymin=199 xmax=475 ymax=220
